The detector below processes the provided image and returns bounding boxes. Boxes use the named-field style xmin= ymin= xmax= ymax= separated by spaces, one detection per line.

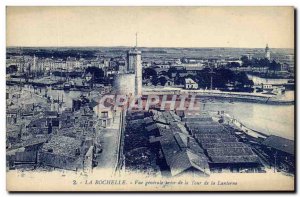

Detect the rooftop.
xmin=42 ymin=135 xmax=82 ymax=157
xmin=262 ymin=135 xmax=294 ymax=155
xmin=185 ymin=78 xmax=197 ymax=84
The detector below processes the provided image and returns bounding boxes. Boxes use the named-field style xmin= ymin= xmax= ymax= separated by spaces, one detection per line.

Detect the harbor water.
xmin=201 ymin=99 xmax=294 ymax=140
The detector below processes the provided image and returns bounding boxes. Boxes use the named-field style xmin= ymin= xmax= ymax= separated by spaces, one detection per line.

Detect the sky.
xmin=6 ymin=6 xmax=294 ymax=48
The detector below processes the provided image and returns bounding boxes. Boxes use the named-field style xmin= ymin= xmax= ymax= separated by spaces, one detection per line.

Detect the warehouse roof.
xmin=209 ymin=155 xmax=261 ymax=164
xmin=202 ymin=142 xmax=247 ymax=149
xmin=167 ymin=150 xmax=210 ymax=176
xmin=262 ymin=135 xmax=294 ymax=155
xmin=206 ymin=147 xmax=255 ymax=157
xmin=153 ymin=122 xmax=209 ymax=176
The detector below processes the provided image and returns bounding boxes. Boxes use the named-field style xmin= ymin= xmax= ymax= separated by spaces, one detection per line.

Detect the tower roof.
xmin=128 ymin=48 xmax=141 ymax=55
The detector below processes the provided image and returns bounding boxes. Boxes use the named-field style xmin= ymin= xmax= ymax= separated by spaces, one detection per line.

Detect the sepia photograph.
xmin=5 ymin=6 xmax=295 ymax=192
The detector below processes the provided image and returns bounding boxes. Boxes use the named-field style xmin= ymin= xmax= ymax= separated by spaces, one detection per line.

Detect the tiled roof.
xmin=42 ymin=135 xmax=82 ymax=157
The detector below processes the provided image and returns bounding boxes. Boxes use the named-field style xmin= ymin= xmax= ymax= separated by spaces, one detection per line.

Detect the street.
xmin=95 ymin=111 xmax=121 ymax=175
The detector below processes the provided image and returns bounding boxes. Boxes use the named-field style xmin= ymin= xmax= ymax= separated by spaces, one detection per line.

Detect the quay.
xmin=143 ymin=87 xmax=294 ymax=105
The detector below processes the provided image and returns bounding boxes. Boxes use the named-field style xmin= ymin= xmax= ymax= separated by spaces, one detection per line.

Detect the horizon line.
xmin=6 ymin=45 xmax=294 ymax=50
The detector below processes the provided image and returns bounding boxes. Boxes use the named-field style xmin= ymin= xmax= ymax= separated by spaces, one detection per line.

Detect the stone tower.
xmin=265 ymin=44 xmax=271 ymax=60
xmin=126 ymin=33 xmax=142 ymax=96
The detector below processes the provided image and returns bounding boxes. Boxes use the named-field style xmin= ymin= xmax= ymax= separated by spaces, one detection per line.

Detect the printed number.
xmin=73 ymin=180 xmax=77 ymax=185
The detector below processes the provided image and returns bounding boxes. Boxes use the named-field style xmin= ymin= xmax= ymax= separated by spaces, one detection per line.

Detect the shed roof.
xmin=209 ymin=155 xmax=261 ymax=164
xmin=262 ymin=135 xmax=294 ymax=155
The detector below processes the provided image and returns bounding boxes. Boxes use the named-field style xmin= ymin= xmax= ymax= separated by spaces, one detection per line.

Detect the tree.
xmin=85 ymin=66 xmax=104 ymax=79
xmin=160 ymin=70 xmax=168 ymax=76
xmin=174 ymin=72 xmax=183 ymax=85
xmin=143 ymin=67 xmax=157 ymax=79
xmin=151 ymin=75 xmax=159 ymax=86
xmin=236 ymin=72 xmax=251 ymax=85
xmin=167 ymin=67 xmax=177 ymax=78
xmin=250 ymin=58 xmax=260 ymax=70
xmin=240 ymin=56 xmax=252 ymax=67
xmin=258 ymin=58 xmax=270 ymax=68
xmin=227 ymin=62 xmax=240 ymax=68
xmin=214 ymin=68 xmax=235 ymax=88
xmin=269 ymin=60 xmax=282 ymax=73
xmin=158 ymin=76 xmax=167 ymax=86
xmin=234 ymin=72 xmax=254 ymax=92
xmin=6 ymin=65 xmax=18 ymax=73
